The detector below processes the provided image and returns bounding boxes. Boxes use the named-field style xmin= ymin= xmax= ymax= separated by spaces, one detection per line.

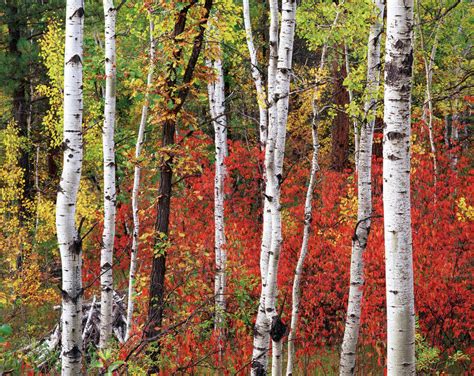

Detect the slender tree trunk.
xmin=56 ymin=0 xmax=85 ymax=373
xmin=147 ymin=115 xmax=174 ymax=339
xmin=344 ymin=44 xmax=359 ymax=172
xmin=242 ymin=12 xmax=272 ymax=358
xmin=207 ymin=43 xmax=228 ymax=359
xmin=99 ymin=0 xmax=117 ymax=349
xmin=251 ymin=0 xmax=279 ymax=372
xmin=146 ymin=2 xmax=212 ymax=369
xmin=262 ymin=0 xmax=297 ymax=374
xmin=383 ymin=1 xmax=416 ymax=374
xmin=6 ymin=1 xmax=32 ymax=220
xmin=416 ymin=3 xmax=440 ymax=180
xmin=331 ymin=51 xmax=351 ymax=172
xmin=286 ymin=108 xmax=320 ymax=376
xmin=243 ymin=0 xmax=268 ymax=148
xmin=285 ymin=7 xmax=344 ymax=372
xmin=125 ymin=19 xmax=155 ymax=342
xmin=339 ymin=1 xmax=384 ymax=374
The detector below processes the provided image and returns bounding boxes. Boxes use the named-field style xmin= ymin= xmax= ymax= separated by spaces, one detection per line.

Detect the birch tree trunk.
xmin=242 ymin=0 xmax=268 ymax=148
xmin=416 ymin=2 xmax=440 ymax=180
xmin=206 ymin=40 xmax=228 ymax=359
xmin=56 ymin=0 xmax=84 ymax=373
xmin=285 ymin=7 xmax=343 ymax=374
xmin=285 ymin=110 xmax=320 ymax=376
xmin=339 ymin=1 xmax=384 ymax=374
xmin=251 ymin=0 xmax=279 ymax=372
xmin=99 ymin=0 xmax=117 ymax=349
xmin=264 ymin=0 xmax=297 ymax=374
xmin=383 ymin=0 xmax=416 ymax=374
xmin=125 ymin=19 xmax=155 ymax=342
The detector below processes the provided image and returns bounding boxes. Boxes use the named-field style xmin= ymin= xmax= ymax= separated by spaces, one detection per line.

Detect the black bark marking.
xmin=388 ymin=154 xmax=402 ymax=161
xmin=61 ymin=288 xmax=83 ymax=304
xmin=276 ymin=173 xmax=283 ymax=186
xmin=387 ymin=131 xmax=405 ymax=141
xmin=270 ymin=316 xmax=287 ymax=342
xmin=64 ymin=345 xmax=82 ymax=358
xmin=263 ymin=194 xmax=273 ymax=202
xmin=394 ymin=39 xmax=404 ymax=49
xmin=67 ymin=54 xmax=82 ymax=65
xmin=70 ymin=237 xmax=82 ymax=255
xmin=71 ymin=7 xmax=85 ymax=19
xmin=252 ymin=360 xmax=266 ymax=376
xmin=385 ymin=49 xmax=413 ymax=85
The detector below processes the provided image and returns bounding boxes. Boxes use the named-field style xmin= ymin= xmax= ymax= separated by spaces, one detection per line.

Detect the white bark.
xmin=125 ymin=19 xmax=156 ymax=343
xmin=264 ymin=0 xmax=297 ymax=374
xmin=251 ymin=0 xmax=279 ymax=372
xmin=56 ymin=0 xmax=84 ymax=374
xmin=243 ymin=0 xmax=268 ymax=148
xmin=206 ymin=41 xmax=228 ymax=357
xmin=339 ymin=1 xmax=384 ymax=374
xmin=383 ymin=1 xmax=416 ymax=374
xmin=416 ymin=2 xmax=440 ymax=180
xmin=99 ymin=0 xmax=117 ymax=349
xmin=82 ymin=295 xmax=96 ymax=342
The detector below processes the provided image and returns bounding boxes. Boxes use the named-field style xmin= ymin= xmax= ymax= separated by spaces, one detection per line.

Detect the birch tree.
xmin=383 ymin=0 xmax=416 ymax=373
xmin=56 ymin=0 xmax=84 ymax=373
xmin=339 ymin=1 xmax=384 ymax=374
xmin=206 ymin=36 xmax=228 ymax=358
xmin=125 ymin=18 xmax=155 ymax=342
xmin=285 ymin=102 xmax=320 ymax=376
xmin=416 ymin=0 xmax=441 ymax=181
xmin=99 ymin=0 xmax=117 ymax=349
xmin=285 ymin=6 xmax=344 ymax=373
xmin=257 ymin=0 xmax=297 ymax=373
xmin=242 ymin=0 xmax=268 ymax=148
xmin=250 ymin=0 xmax=279 ymax=371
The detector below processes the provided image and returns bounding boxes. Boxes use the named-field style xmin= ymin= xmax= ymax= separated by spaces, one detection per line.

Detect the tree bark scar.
xmin=385 ymin=49 xmax=413 ymax=85
xmin=61 ymin=288 xmax=84 ymax=304
xmin=270 ymin=316 xmax=287 ymax=341
xmin=70 ymin=238 xmax=82 ymax=255
xmin=251 ymin=361 xmax=266 ymax=376
xmin=63 ymin=345 xmax=82 ymax=358
xmin=67 ymin=54 xmax=82 ymax=65
xmin=387 ymin=131 xmax=405 ymax=141
xmin=71 ymin=7 xmax=85 ymax=19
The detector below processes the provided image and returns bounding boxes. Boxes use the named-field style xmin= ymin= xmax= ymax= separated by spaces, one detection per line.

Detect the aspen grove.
xmin=0 ymin=0 xmax=472 ymax=375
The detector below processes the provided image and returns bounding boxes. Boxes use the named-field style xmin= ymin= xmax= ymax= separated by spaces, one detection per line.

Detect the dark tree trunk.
xmin=7 ymin=2 xmax=32 ymax=211
xmin=147 ymin=118 xmax=175 ymax=338
xmin=146 ymin=1 xmax=212 ymax=371
xmin=331 ymin=50 xmax=350 ymax=171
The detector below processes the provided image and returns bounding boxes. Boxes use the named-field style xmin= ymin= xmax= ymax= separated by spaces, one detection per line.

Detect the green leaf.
xmin=0 ymin=324 xmax=13 ymax=337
